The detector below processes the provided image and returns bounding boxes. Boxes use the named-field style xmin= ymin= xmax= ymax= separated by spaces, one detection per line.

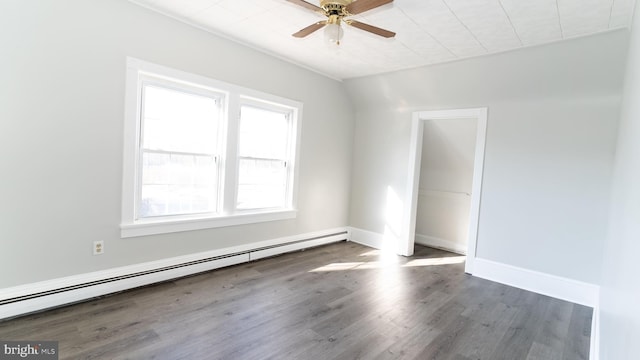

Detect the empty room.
xmin=1 ymin=0 xmax=639 ymax=359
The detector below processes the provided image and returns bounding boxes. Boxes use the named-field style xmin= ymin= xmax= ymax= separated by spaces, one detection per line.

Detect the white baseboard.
xmin=0 ymin=227 xmax=348 ymax=320
xmin=590 ymin=305 xmax=600 ymax=360
xmin=414 ymin=234 xmax=467 ymax=255
xmin=348 ymin=227 xmax=385 ymax=249
xmin=473 ymin=258 xmax=599 ymax=308
xmin=350 ymin=228 xmax=467 ymax=255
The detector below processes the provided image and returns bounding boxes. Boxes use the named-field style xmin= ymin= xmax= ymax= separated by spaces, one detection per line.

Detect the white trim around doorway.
xmin=401 ymin=108 xmax=488 ymax=275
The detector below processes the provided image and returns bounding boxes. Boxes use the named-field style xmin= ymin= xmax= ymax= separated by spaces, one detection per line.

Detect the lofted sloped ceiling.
xmin=130 ymin=0 xmax=636 ymax=80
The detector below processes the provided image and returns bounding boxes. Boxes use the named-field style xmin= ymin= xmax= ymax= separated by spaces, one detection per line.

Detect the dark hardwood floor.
xmin=0 ymin=242 xmax=592 ymax=359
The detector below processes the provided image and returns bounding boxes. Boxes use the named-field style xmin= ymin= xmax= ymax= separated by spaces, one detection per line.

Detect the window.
xmin=139 ymin=82 xmax=222 ymax=218
xmin=121 ymin=58 xmax=301 ymax=238
xmin=237 ymin=104 xmax=293 ymax=210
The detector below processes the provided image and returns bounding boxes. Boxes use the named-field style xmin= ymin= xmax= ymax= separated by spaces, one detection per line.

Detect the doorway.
xmin=399 ymin=108 xmax=487 ymax=275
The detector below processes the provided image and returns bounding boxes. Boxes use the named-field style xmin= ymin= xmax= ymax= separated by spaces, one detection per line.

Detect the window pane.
xmin=239 ymin=106 xmax=289 ymax=159
xmin=237 ymin=158 xmax=286 ymax=210
xmin=140 ymin=152 xmax=216 ymax=217
xmin=143 ymin=85 xmax=218 ymax=154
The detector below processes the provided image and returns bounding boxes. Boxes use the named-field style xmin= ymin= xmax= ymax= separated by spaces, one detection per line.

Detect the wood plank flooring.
xmin=0 ymin=242 xmax=592 ymax=359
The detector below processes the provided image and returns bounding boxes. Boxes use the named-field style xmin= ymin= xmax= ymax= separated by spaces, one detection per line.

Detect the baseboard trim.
xmin=0 ymin=227 xmax=348 ymax=320
xmin=473 ymin=258 xmax=599 ymax=307
xmin=415 ymin=234 xmax=466 ymax=255
xmin=590 ymin=305 xmax=600 ymax=360
xmin=348 ymin=227 xmax=385 ymax=249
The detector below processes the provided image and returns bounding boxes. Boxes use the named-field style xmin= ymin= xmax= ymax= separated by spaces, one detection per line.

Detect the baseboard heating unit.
xmin=0 ymin=228 xmax=349 ymax=320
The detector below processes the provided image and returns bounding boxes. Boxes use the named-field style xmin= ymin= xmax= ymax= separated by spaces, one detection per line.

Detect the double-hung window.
xmin=121 ymin=58 xmax=301 ymax=238
xmin=237 ymin=103 xmax=294 ymax=210
xmin=139 ymin=80 xmax=222 ymax=218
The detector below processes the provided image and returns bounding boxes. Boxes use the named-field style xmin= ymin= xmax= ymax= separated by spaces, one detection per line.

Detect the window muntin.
xmin=138 ymin=82 xmax=222 ymax=218
xmin=237 ymin=105 xmax=293 ymax=210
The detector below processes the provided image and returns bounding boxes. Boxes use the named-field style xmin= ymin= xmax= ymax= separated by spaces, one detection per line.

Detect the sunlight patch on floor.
xmin=403 ymin=256 xmax=466 ymax=267
xmin=309 ymin=255 xmax=466 ymax=272
xmin=359 ymin=249 xmax=383 ymax=257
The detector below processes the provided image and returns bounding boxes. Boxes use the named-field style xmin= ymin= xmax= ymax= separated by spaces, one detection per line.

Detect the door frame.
xmin=399 ymin=108 xmax=488 ymax=274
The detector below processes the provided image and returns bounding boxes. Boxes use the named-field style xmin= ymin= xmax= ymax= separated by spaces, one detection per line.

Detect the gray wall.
xmin=416 ymin=119 xmax=477 ymax=251
xmin=345 ymin=30 xmax=628 ymax=284
xmin=0 ymin=0 xmax=354 ymax=287
xmin=599 ymin=3 xmax=640 ymax=358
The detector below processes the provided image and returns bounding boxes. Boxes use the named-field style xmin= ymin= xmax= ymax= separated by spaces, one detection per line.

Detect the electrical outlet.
xmin=93 ymin=240 xmax=104 ymax=255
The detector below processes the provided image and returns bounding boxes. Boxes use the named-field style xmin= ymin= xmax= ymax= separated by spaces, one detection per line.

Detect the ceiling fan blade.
xmin=346 ymin=0 xmax=393 ymax=15
xmin=347 ymin=20 xmax=395 ymax=38
xmin=292 ymin=21 xmax=327 ymax=38
xmin=286 ymin=0 xmax=324 ymax=13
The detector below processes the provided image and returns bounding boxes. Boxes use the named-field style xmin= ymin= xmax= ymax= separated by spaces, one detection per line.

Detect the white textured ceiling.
xmin=130 ymin=0 xmax=636 ymax=79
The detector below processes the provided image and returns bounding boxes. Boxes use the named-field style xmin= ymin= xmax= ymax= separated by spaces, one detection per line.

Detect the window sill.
xmin=120 ymin=209 xmax=297 ymax=238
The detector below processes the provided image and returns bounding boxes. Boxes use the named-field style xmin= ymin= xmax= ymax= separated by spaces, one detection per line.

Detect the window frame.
xmin=121 ymin=58 xmax=302 ymax=238
xmin=235 ymin=98 xmax=297 ymax=212
xmin=137 ymin=76 xmax=225 ymax=220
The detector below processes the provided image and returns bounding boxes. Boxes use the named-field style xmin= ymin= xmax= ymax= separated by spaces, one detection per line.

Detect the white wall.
xmin=345 ymin=30 xmax=627 ymax=284
xmin=415 ymin=119 xmax=477 ymax=252
xmin=0 ymin=0 xmax=354 ymax=288
xmin=599 ymin=3 xmax=640 ymax=358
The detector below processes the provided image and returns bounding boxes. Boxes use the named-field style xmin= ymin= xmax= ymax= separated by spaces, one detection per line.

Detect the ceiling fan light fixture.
xmin=324 ymin=22 xmax=343 ymax=45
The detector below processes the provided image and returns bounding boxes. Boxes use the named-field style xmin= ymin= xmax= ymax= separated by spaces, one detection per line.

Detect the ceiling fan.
xmin=287 ymin=0 xmax=396 ymax=45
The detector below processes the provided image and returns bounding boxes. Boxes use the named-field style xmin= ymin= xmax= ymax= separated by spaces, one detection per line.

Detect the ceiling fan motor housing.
xmin=321 ymin=0 xmax=353 ymax=17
